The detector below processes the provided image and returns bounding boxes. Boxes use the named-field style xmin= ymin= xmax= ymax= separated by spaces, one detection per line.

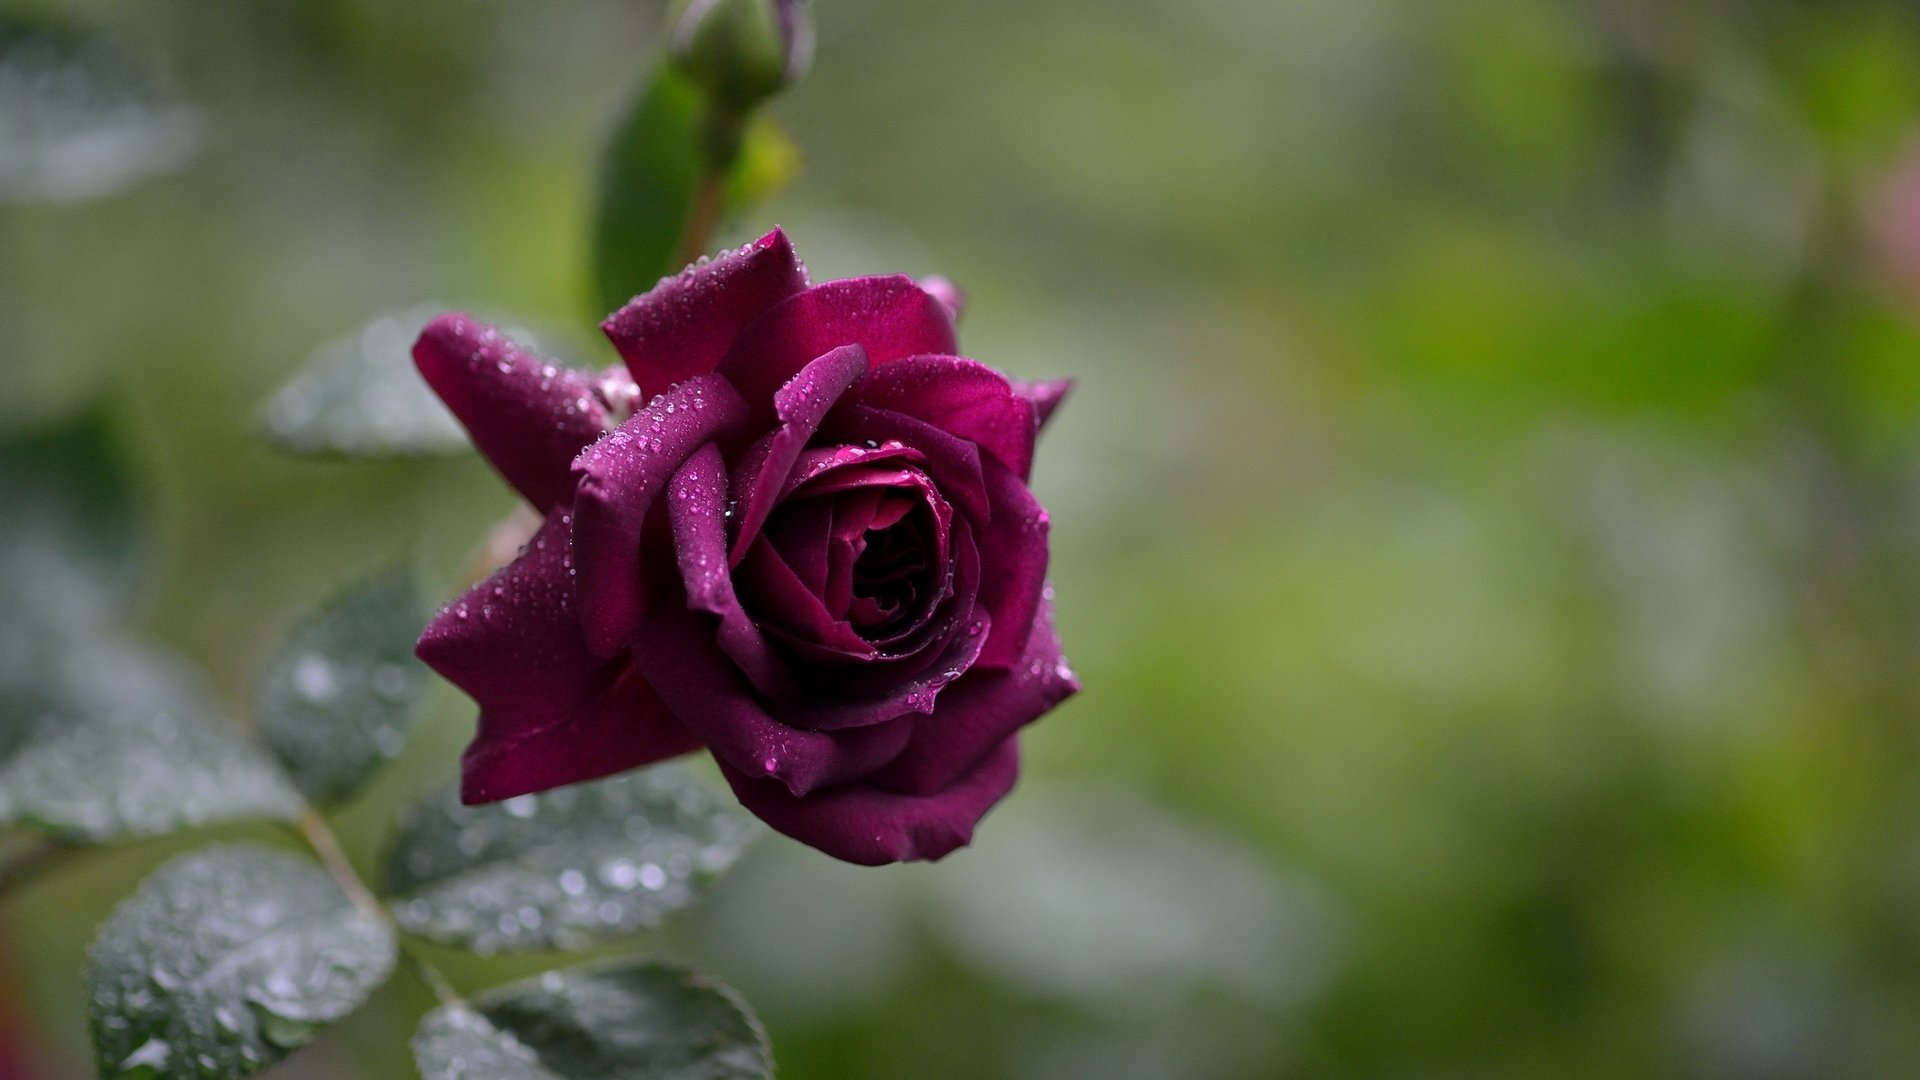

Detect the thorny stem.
xmin=0 ymin=837 xmax=80 ymax=904
xmin=291 ymin=808 xmax=462 ymax=1009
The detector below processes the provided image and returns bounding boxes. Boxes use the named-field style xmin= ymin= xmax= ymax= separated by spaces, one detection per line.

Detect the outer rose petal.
xmin=571 ymin=373 xmax=748 ymax=656
xmin=667 ymin=444 xmax=795 ymax=699
xmin=729 ymin=343 xmax=869 ymax=563
xmin=413 ymin=313 xmax=617 ymax=510
xmin=975 ymin=457 xmax=1051 ymax=669
xmin=717 ymin=276 xmax=958 ymax=415
xmin=1012 ymin=378 xmax=1072 ymax=432
xmin=630 ymin=592 xmax=915 ymax=797
xmin=917 ymin=275 xmax=965 ymax=322
xmin=719 ymin=738 xmax=1021 ymax=865
xmin=601 ymin=227 xmax=809 ymax=394
xmin=868 ymin=601 xmax=1075 ymax=796
xmin=416 ymin=513 xmax=700 ymax=803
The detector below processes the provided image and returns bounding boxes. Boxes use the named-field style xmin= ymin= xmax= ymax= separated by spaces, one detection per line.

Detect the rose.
xmin=411 ymin=228 xmax=1077 ymax=864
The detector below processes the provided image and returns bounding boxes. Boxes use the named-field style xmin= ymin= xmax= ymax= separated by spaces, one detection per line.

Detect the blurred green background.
xmin=10 ymin=0 xmax=1920 ymax=1077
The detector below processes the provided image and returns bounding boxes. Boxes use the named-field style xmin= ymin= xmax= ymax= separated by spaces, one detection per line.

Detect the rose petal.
xmin=570 ymin=373 xmax=748 ymax=656
xmin=601 ymin=227 xmax=808 ymax=395
xmin=817 ymin=405 xmax=988 ymax=521
xmin=717 ymin=276 xmax=957 ymax=415
xmin=413 ymin=313 xmax=615 ymax=510
xmin=667 ymin=444 xmax=795 ymax=699
xmin=416 ymin=513 xmax=700 ymax=803
xmin=737 ymin=533 xmax=873 ymax=658
xmin=867 ymin=600 xmax=1075 ymax=796
xmin=1012 ymin=378 xmax=1072 ymax=433
xmin=762 ymin=517 xmax=984 ymax=731
xmin=970 ymin=458 xmax=1052 ymax=669
xmin=718 ymin=738 xmax=1021 ymax=865
xmin=776 ymin=604 xmax=989 ymax=731
xmin=728 ymin=343 xmax=868 ymax=563
xmin=845 ymin=354 xmax=1036 ymax=480
xmin=763 ymin=496 xmax=836 ymax=597
xmin=630 ymin=593 xmax=913 ymax=796
xmin=778 ymin=444 xmax=925 ymax=499
xmin=917 ymin=275 xmax=965 ymax=322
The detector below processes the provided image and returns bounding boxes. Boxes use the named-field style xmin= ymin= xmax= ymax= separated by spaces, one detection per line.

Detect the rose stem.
xmin=670 ymin=103 xmax=750 ymax=270
xmin=291 ymin=807 xmax=463 ymax=1009
xmin=0 ymin=837 xmax=81 ymax=904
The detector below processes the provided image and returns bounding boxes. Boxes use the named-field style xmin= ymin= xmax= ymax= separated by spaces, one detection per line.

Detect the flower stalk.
xmin=290 ymin=807 xmax=462 ymax=1009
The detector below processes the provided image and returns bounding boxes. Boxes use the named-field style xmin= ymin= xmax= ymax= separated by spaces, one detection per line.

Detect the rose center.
xmin=847 ymin=510 xmax=931 ymax=634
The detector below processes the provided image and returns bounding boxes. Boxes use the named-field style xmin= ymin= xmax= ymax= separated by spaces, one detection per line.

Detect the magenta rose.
xmin=411 ymin=228 xmax=1076 ymax=864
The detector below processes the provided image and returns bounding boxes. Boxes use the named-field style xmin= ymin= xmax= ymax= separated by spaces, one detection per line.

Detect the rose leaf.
xmin=86 ymin=845 xmax=396 ymax=1080
xmin=0 ymin=639 xmax=302 ymax=843
xmin=257 ymin=561 xmax=428 ymax=805
xmin=258 ymin=305 xmax=473 ymax=459
xmin=412 ymin=959 xmax=771 ymax=1080
xmin=382 ymin=766 xmax=758 ymax=954
xmin=0 ymin=18 xmax=203 ymax=204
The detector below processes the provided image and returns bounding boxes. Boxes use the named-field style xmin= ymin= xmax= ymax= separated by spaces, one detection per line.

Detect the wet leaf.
xmin=383 ymin=766 xmax=757 ymax=953
xmin=591 ymin=66 xmax=704 ymax=317
xmin=87 ymin=845 xmax=396 ymax=1080
xmin=0 ymin=639 xmax=301 ymax=843
xmin=412 ymin=959 xmax=770 ymax=1080
xmin=0 ymin=19 xmax=202 ymax=203
xmin=258 ymin=562 xmax=428 ymax=805
xmin=259 ymin=306 xmax=472 ymax=458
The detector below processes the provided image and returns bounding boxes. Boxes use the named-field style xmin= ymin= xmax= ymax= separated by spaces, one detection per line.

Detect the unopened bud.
xmin=668 ymin=0 xmax=813 ymax=112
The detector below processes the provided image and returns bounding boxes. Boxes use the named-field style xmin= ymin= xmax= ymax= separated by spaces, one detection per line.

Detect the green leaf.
xmin=383 ymin=766 xmax=757 ymax=953
xmin=0 ymin=411 xmax=142 ymax=636
xmin=259 ymin=305 xmax=471 ymax=459
xmin=0 ymin=639 xmax=302 ymax=843
xmin=590 ymin=66 xmax=704 ymax=316
xmin=0 ymin=18 xmax=203 ymax=204
xmin=412 ymin=960 xmax=771 ymax=1080
xmin=257 ymin=562 xmax=428 ymax=805
xmin=87 ymin=845 xmax=397 ymax=1080
xmin=588 ymin=66 xmax=799 ymax=317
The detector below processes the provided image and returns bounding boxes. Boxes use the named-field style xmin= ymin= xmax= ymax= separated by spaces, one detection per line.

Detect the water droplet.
xmin=119 ymin=1039 xmax=171 ymax=1072
xmin=559 ymin=869 xmax=587 ymax=896
xmin=503 ymin=795 xmax=537 ymax=819
xmin=292 ymin=655 xmax=337 ymax=702
xmin=372 ymin=663 xmax=412 ymax=700
xmin=600 ymin=859 xmax=640 ymax=889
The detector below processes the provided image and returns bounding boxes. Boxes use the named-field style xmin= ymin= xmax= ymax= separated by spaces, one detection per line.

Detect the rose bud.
xmin=667 ymin=0 xmax=813 ymax=112
xmin=412 ymin=228 xmax=1077 ymax=865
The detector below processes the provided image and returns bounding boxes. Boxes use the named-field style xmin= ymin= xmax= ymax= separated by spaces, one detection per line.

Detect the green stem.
xmin=671 ymin=103 xmax=750 ymax=269
xmin=290 ymin=809 xmax=462 ymax=1009
xmin=0 ymin=837 xmax=79 ymax=904
xmin=672 ymin=170 xmax=727 ymax=269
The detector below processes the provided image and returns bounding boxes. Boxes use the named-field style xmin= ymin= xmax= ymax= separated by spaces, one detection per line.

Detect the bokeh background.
xmin=9 ymin=0 xmax=1920 ymax=1077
